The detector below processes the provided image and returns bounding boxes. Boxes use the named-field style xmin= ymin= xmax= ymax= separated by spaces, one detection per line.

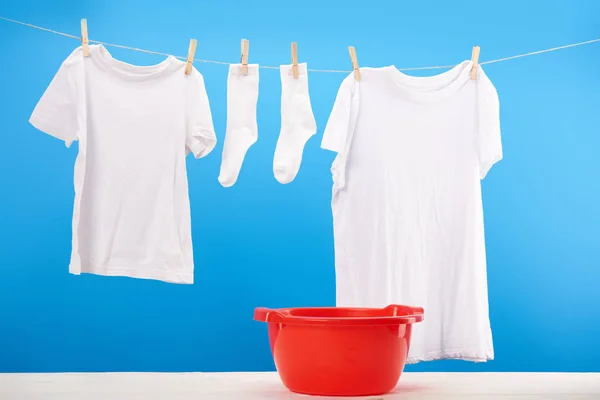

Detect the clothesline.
xmin=1 ymin=15 xmax=599 ymax=72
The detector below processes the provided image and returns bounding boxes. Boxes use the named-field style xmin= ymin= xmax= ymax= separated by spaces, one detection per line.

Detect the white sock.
xmin=218 ymin=64 xmax=259 ymax=187
xmin=273 ymin=63 xmax=317 ymax=184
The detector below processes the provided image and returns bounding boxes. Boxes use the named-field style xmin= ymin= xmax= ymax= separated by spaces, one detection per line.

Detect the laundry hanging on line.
xmin=28 ymin=38 xmax=504 ymax=365
xmin=26 ymin=37 xmax=324 ymax=283
xmin=12 ymin=14 xmax=598 ymax=364
xmin=0 ymin=16 xmax=598 ymax=73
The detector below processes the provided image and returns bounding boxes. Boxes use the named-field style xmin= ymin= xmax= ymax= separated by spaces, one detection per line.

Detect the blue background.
xmin=0 ymin=0 xmax=599 ymax=373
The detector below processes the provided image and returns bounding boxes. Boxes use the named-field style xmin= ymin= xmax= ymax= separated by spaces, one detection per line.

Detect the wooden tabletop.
xmin=2 ymin=372 xmax=599 ymax=399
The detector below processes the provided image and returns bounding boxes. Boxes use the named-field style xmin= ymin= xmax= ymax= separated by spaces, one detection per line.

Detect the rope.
xmin=1 ymin=15 xmax=599 ymax=73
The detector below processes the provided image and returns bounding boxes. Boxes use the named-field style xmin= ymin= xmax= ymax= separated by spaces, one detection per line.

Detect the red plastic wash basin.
xmin=254 ymin=304 xmax=424 ymax=397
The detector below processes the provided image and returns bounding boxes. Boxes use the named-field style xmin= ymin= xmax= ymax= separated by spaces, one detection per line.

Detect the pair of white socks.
xmin=218 ymin=63 xmax=317 ymax=187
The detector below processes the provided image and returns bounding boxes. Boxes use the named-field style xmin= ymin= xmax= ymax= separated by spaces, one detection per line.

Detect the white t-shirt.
xmin=30 ymin=45 xmax=216 ymax=284
xmin=322 ymin=61 xmax=501 ymax=363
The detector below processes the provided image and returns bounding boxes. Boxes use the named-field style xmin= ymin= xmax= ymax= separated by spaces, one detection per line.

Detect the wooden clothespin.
xmin=81 ymin=19 xmax=89 ymax=57
xmin=291 ymin=42 xmax=299 ymax=79
xmin=470 ymin=46 xmax=480 ymax=80
xmin=348 ymin=46 xmax=360 ymax=81
xmin=185 ymin=39 xmax=198 ymax=75
xmin=240 ymin=39 xmax=250 ymax=75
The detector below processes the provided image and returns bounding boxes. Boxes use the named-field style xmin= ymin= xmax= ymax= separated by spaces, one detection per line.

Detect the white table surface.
xmin=1 ymin=372 xmax=599 ymax=399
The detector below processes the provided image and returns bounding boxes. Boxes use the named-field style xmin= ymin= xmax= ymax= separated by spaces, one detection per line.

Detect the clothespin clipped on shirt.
xmin=348 ymin=46 xmax=360 ymax=81
xmin=470 ymin=46 xmax=480 ymax=80
xmin=240 ymin=39 xmax=250 ymax=75
xmin=291 ymin=42 xmax=299 ymax=79
xmin=185 ymin=39 xmax=198 ymax=75
xmin=81 ymin=19 xmax=89 ymax=56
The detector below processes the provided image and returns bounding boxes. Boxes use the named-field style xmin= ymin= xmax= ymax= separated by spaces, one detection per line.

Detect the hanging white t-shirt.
xmin=30 ymin=45 xmax=216 ymax=284
xmin=322 ymin=61 xmax=501 ymax=363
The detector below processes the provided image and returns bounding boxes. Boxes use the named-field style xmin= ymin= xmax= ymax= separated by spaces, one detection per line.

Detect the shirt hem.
xmin=406 ymin=349 xmax=494 ymax=364
xmin=70 ymin=264 xmax=194 ymax=284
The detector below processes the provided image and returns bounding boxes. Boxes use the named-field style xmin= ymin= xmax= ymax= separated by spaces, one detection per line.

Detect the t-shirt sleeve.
xmin=476 ymin=67 xmax=503 ymax=179
xmin=321 ymin=75 xmax=356 ymax=155
xmin=29 ymin=54 xmax=80 ymax=148
xmin=186 ymin=69 xmax=217 ymax=158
